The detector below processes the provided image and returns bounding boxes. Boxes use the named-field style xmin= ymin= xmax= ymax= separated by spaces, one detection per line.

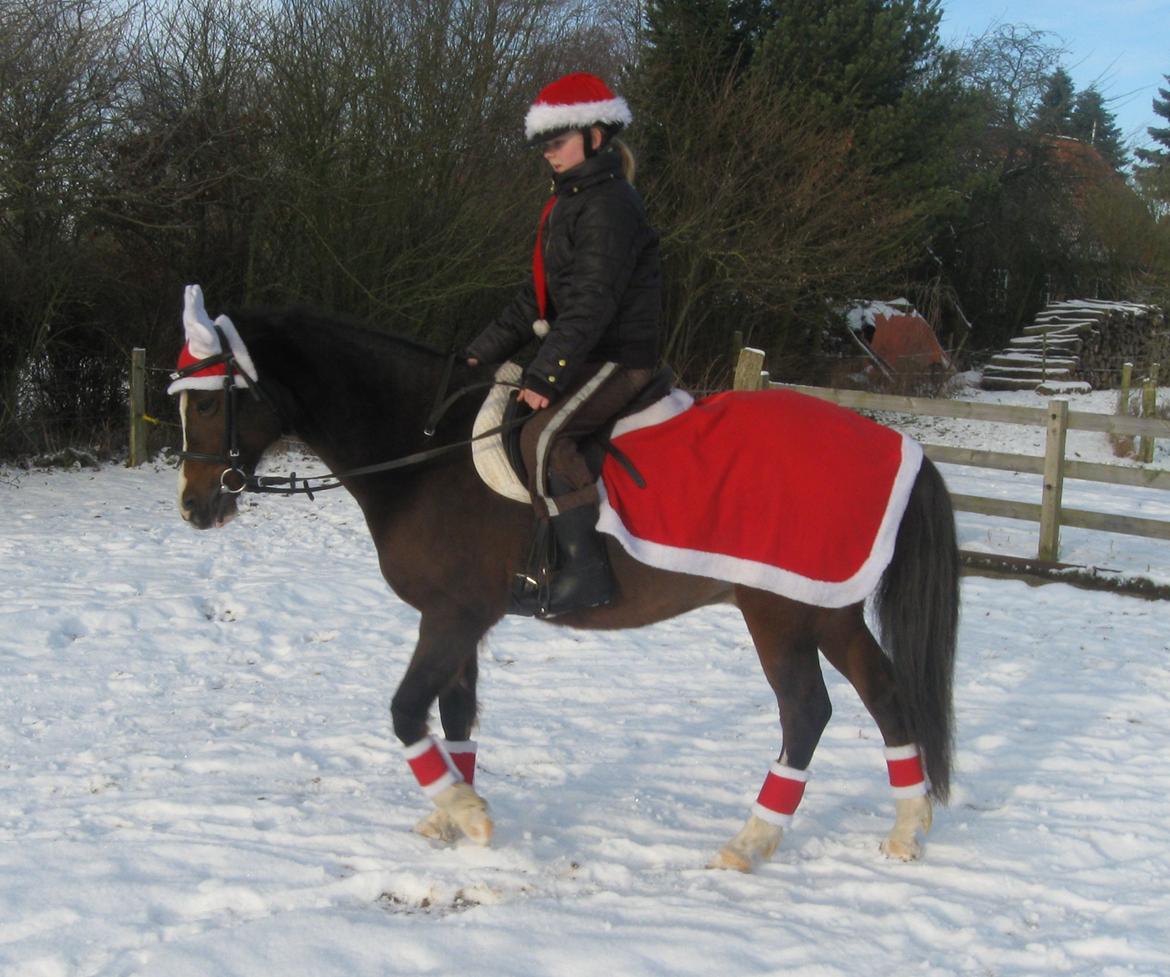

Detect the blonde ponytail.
xmin=612 ymin=137 xmax=636 ymax=184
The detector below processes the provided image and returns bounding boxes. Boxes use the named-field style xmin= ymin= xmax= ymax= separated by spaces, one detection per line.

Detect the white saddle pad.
xmin=472 ymin=363 xmax=530 ymax=503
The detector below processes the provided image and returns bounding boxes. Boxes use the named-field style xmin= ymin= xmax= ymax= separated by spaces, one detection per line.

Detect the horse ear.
xmin=182 ymin=284 xmax=221 ymax=358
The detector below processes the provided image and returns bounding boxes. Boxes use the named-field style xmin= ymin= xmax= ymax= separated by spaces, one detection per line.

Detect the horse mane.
xmin=226 ymin=304 xmax=483 ymax=453
xmin=230 ymin=304 xmax=447 ymax=373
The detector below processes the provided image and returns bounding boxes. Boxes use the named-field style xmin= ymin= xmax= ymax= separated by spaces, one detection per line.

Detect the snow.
xmin=3 ymin=377 xmax=1170 ymax=977
xmin=845 ymin=298 xmax=917 ymax=333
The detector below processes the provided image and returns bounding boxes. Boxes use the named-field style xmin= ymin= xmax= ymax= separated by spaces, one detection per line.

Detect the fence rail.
xmin=130 ymin=345 xmax=1170 ymax=565
xmin=733 ymin=348 xmax=1170 ymax=562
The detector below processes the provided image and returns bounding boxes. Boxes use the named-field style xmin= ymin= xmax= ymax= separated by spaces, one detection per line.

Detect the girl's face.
xmin=540 ymin=128 xmax=600 ymax=173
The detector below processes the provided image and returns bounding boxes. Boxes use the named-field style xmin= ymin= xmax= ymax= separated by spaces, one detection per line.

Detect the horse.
xmin=170 ymin=287 xmax=959 ymax=872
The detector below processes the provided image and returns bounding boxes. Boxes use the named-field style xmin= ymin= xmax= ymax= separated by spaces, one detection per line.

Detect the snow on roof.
xmin=845 ymin=299 xmax=917 ymax=333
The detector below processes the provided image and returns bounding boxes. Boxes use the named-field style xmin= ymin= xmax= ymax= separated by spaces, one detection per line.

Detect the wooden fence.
xmin=129 ymin=343 xmax=1170 ymax=576
xmin=733 ymin=348 xmax=1170 ymax=565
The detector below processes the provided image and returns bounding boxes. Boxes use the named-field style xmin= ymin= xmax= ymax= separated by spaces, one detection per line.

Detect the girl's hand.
xmin=517 ymin=388 xmax=550 ymax=410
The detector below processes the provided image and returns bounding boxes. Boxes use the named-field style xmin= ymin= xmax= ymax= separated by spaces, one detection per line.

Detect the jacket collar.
xmin=553 ymin=149 xmax=623 ymax=196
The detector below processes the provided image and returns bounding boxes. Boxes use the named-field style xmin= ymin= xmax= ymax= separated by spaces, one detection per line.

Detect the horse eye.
xmin=193 ymin=395 xmax=218 ymax=417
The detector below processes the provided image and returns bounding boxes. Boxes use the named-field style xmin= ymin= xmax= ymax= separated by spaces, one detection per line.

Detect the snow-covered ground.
xmin=2 ymin=379 xmax=1169 ymax=977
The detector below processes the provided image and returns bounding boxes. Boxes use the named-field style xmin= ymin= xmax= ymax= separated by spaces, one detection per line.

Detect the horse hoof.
xmin=881 ymin=795 xmax=932 ymax=861
xmin=414 ymin=808 xmax=460 ymax=844
xmin=708 ymin=815 xmax=783 ymax=873
xmin=880 ymin=835 xmax=922 ymax=861
xmin=707 ymin=847 xmax=754 ymax=873
xmin=433 ymin=783 xmax=494 ymax=846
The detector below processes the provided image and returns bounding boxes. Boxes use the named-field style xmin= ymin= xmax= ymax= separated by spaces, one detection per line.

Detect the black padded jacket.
xmin=464 ymin=149 xmax=662 ymax=399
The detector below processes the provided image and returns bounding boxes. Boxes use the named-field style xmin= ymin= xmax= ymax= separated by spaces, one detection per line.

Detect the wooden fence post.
xmin=1140 ymin=363 xmax=1159 ymax=463
xmin=129 ymin=347 xmax=147 ymax=467
xmin=1118 ymin=361 xmax=1133 ymax=414
xmin=733 ymin=347 xmax=766 ymax=391
xmin=1038 ymin=398 xmax=1069 ymax=561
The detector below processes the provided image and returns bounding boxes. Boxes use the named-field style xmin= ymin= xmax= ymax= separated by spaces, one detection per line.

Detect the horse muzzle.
xmin=179 ymin=468 xmax=246 ymax=529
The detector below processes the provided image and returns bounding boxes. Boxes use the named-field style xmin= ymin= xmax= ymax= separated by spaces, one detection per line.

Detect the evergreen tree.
xmin=1069 ymin=86 xmax=1128 ymax=170
xmin=750 ymin=0 xmax=976 ymax=205
xmin=754 ymin=0 xmax=949 ymax=117
xmin=1031 ymin=66 xmax=1075 ymax=134
xmin=1135 ymin=73 xmax=1170 ymax=205
xmin=639 ymin=0 xmax=741 ymax=84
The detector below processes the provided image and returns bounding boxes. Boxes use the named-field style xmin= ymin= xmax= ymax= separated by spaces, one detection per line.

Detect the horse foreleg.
xmin=708 ymin=814 xmax=784 ymax=872
xmin=414 ymin=657 xmax=482 ymax=843
xmin=392 ymin=612 xmax=493 ymax=846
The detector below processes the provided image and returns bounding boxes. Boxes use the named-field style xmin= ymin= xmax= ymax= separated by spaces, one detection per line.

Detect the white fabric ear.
xmin=212 ymin=313 xmax=258 ymax=382
xmin=182 ymin=284 xmax=221 ymax=360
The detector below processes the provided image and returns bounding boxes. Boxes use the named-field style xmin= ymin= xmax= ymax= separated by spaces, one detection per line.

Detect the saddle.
xmin=472 ymin=363 xmax=675 ymax=502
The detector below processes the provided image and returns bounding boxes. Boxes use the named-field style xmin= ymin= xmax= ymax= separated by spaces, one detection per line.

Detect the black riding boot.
xmin=510 ymin=503 xmax=615 ymax=618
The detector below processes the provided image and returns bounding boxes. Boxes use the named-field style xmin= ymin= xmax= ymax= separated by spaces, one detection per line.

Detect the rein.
xmin=171 ymin=344 xmax=522 ymax=499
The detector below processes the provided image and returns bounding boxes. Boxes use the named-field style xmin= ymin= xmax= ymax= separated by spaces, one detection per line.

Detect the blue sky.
xmin=938 ymin=0 xmax=1169 ymax=152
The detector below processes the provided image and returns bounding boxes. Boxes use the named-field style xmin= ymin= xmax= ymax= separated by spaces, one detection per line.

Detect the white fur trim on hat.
xmin=525 ymin=96 xmax=632 ymax=142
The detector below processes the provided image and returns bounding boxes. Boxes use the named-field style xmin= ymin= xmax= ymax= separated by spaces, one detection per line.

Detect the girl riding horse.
xmin=465 ymin=73 xmax=662 ymax=619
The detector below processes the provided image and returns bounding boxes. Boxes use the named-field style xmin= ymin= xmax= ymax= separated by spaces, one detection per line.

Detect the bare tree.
xmin=0 ymin=0 xmax=135 ymax=453
xmin=955 ymin=22 xmax=1067 ymax=128
xmin=640 ymin=62 xmax=920 ymax=378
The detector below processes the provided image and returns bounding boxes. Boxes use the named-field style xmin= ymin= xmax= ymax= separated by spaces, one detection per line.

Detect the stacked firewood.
xmin=981 ymin=300 xmax=1166 ymax=391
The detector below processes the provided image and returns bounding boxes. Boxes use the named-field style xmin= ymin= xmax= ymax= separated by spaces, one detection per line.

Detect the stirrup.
xmin=509 ymin=569 xmax=549 ymax=618
xmin=508 ymin=519 xmax=553 ymax=617
xmin=509 ymin=566 xmax=612 ymax=619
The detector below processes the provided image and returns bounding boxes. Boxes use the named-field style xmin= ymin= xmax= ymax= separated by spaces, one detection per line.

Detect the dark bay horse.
xmin=171 ymin=291 xmax=959 ymax=872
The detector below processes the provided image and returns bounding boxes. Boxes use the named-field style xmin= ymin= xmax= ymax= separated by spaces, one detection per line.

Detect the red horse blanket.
xmin=596 ymin=389 xmax=924 ymax=608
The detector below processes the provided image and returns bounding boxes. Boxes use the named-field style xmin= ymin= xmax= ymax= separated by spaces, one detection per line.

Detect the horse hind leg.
xmin=882 ymin=788 xmax=933 ymax=861
xmin=710 ymin=590 xmax=831 ymax=873
xmin=816 ymin=606 xmax=932 ymax=860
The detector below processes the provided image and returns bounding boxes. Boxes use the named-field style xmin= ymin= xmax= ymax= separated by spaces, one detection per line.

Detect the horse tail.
xmin=875 ymin=455 xmax=959 ymax=803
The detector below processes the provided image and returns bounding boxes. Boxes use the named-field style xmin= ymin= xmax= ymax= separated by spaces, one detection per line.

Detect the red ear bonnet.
xmin=168 ymin=285 xmax=258 ymax=395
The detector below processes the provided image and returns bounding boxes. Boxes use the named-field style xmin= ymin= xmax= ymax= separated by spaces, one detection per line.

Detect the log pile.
xmin=981 ymin=300 xmax=1166 ymax=391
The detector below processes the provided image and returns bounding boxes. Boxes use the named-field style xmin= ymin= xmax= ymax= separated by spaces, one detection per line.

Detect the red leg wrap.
xmin=403 ymin=736 xmax=460 ymax=797
xmin=885 ymin=744 xmax=927 ymax=797
xmin=752 ymin=762 xmax=809 ymax=827
xmin=444 ymin=740 xmax=477 ymax=785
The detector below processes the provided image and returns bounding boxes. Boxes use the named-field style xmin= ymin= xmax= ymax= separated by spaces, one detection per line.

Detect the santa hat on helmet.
xmin=524 ymin=72 xmax=632 ymax=144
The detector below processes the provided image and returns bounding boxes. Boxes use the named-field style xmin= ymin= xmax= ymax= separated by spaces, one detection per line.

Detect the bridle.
xmin=170 ymin=326 xmax=278 ymax=495
xmin=169 ymin=341 xmax=526 ymax=499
